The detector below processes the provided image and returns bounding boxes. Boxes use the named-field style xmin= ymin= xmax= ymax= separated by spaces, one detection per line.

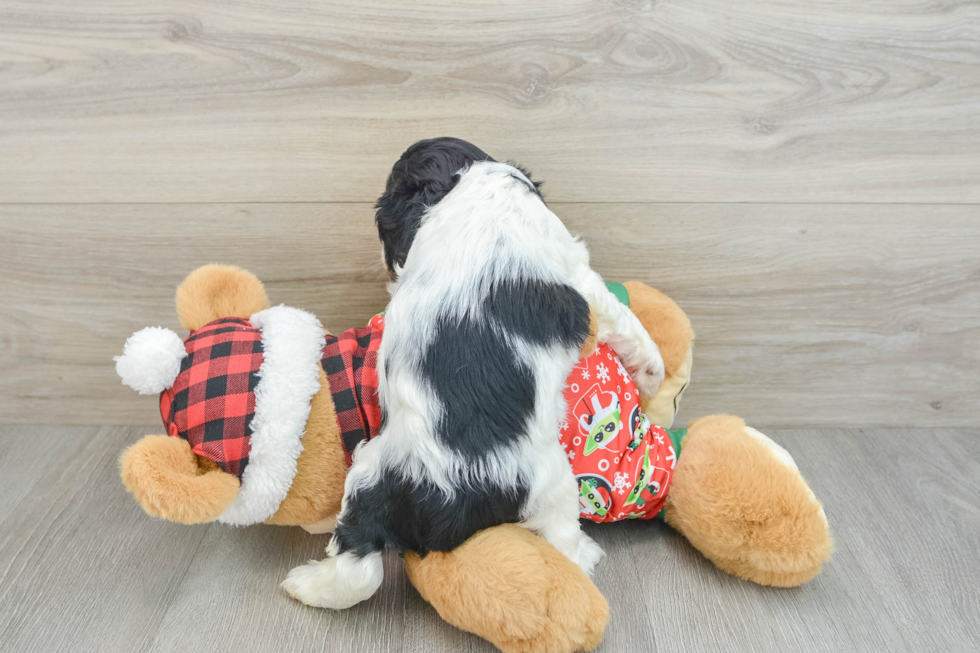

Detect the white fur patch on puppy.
xmin=115 ymin=326 xmax=187 ymax=394
xmin=574 ymin=532 xmax=606 ymax=576
xmin=282 ymin=551 xmax=384 ymax=609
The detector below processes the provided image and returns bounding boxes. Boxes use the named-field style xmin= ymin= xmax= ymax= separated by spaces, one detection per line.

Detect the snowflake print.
xmin=581 ymin=368 xmax=591 ymax=380
xmin=596 ymin=363 xmax=610 ymax=383
xmin=655 ymin=433 xmax=664 ymax=445
xmin=567 ymin=450 xmax=576 ymax=461
xmin=613 ymin=471 xmax=630 ymax=495
xmin=615 ymin=357 xmax=631 ymax=383
xmin=560 ymin=420 xmax=569 ymax=432
xmin=666 ymin=445 xmax=676 ymax=469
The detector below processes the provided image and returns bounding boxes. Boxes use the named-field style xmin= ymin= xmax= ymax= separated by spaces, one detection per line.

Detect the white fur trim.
xmin=218 ymin=305 xmax=326 ymax=526
xmin=114 ymin=327 xmax=187 ymax=394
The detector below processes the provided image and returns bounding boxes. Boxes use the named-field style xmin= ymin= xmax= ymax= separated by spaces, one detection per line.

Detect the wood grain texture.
xmin=1 ymin=426 xmax=977 ymax=652
xmin=1 ymin=0 xmax=978 ymax=203
xmin=0 ymin=203 xmax=390 ymax=425
xmin=144 ymin=527 xmax=417 ymax=653
xmin=1 ymin=203 xmax=977 ymax=427
xmin=611 ymin=428 xmax=980 ymax=652
xmin=0 ymin=426 xmax=211 ymax=653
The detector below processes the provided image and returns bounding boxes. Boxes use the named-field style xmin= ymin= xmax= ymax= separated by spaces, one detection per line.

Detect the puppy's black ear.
xmin=375 ymin=137 xmax=494 ymax=273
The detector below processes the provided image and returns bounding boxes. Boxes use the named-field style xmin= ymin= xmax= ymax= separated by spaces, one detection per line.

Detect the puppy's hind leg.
xmin=282 ymin=482 xmax=385 ymax=609
xmin=520 ymin=449 xmax=605 ymax=576
xmin=281 ymin=543 xmax=383 ymax=610
xmin=282 ymin=518 xmax=383 ymax=611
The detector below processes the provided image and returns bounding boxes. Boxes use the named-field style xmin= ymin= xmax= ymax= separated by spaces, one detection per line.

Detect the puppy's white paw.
xmin=631 ymin=348 xmax=665 ymax=399
xmin=282 ymin=560 xmax=335 ymax=608
xmin=281 ymin=552 xmax=384 ymax=610
xmin=571 ymin=533 xmax=605 ymax=577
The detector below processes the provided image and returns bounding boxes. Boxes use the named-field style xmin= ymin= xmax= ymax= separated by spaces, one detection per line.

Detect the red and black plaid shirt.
xmin=159 ymin=318 xmax=263 ymax=479
xmin=160 ymin=315 xmax=384 ymax=477
xmin=321 ymin=323 xmax=383 ymax=467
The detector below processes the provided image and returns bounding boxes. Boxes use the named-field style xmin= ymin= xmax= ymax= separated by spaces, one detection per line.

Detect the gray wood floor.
xmin=1 ymin=426 xmax=977 ymax=653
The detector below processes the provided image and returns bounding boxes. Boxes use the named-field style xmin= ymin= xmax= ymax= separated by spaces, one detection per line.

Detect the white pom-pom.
xmin=115 ymin=327 xmax=187 ymax=394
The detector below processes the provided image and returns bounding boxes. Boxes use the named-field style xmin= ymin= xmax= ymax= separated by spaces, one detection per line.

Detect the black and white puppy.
xmin=282 ymin=138 xmax=665 ymax=609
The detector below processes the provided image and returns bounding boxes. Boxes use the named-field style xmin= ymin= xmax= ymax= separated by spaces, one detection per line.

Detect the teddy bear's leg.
xmin=622 ymin=281 xmax=694 ymax=428
xmin=119 ymin=435 xmax=241 ymax=524
xmin=405 ymin=524 xmax=608 ymax=653
xmin=663 ymin=415 xmax=833 ymax=587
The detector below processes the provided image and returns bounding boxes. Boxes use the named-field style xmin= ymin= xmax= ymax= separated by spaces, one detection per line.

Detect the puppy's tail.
xmin=120 ymin=435 xmax=240 ymax=524
xmin=176 ymin=264 xmax=270 ymax=331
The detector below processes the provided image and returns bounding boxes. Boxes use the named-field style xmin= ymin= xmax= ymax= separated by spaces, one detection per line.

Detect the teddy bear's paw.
xmin=281 ymin=551 xmax=383 ymax=610
xmin=665 ymin=415 xmax=833 ymax=587
xmin=405 ymin=524 xmax=608 ymax=653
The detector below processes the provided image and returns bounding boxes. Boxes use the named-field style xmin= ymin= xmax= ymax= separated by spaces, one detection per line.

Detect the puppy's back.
xmin=380 ymin=162 xmax=591 ymax=463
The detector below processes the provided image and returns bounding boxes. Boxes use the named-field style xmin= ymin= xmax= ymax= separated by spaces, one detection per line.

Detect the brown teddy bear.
xmin=116 ymin=264 xmax=832 ymax=653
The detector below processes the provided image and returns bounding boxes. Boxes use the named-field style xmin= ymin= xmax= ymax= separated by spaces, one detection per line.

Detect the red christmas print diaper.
xmin=561 ymin=344 xmax=677 ymax=522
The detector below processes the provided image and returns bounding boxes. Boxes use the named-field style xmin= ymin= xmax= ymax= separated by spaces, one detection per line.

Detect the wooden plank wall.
xmin=1 ymin=1 xmax=978 ymax=427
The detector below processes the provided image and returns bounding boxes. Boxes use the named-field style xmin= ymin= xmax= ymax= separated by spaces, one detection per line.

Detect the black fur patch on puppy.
xmin=332 ymin=469 xmax=528 ymax=557
xmin=421 ymin=280 xmax=589 ymax=459
xmin=376 ymin=137 xmax=495 ymax=273
xmin=420 ymin=314 xmax=535 ymax=459
xmin=486 ymin=279 xmax=588 ymax=349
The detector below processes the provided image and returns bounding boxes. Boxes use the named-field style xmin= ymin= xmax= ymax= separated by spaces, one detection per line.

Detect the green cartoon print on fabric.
xmin=579 ymin=391 xmax=623 ymax=456
xmin=628 ymin=404 xmax=651 ymax=451
xmin=578 ymin=476 xmax=610 ymax=518
xmin=624 ymin=444 xmax=663 ymax=509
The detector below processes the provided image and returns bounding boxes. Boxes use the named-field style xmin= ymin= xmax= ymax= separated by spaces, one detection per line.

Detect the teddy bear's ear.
xmin=120 ymin=435 xmax=239 ymax=524
xmin=176 ymin=264 xmax=270 ymax=331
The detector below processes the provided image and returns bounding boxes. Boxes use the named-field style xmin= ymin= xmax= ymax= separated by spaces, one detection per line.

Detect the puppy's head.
xmin=375 ymin=137 xmax=495 ymax=275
